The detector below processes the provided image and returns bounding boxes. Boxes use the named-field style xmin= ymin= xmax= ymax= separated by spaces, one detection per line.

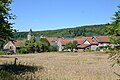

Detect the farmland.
xmin=0 ymin=52 xmax=120 ymax=80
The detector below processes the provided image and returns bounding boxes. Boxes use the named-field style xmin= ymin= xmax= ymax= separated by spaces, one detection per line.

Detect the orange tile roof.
xmin=46 ymin=36 xmax=109 ymax=47
xmin=94 ymin=36 xmax=109 ymax=42
xmin=13 ymin=40 xmax=26 ymax=48
xmin=77 ymin=37 xmax=98 ymax=45
xmin=60 ymin=39 xmax=73 ymax=45
xmin=47 ymin=38 xmax=59 ymax=43
xmin=85 ymin=37 xmax=98 ymax=45
xmin=74 ymin=38 xmax=86 ymax=44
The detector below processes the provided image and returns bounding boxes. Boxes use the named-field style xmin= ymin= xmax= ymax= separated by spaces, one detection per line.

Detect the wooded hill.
xmin=14 ymin=24 xmax=108 ymax=40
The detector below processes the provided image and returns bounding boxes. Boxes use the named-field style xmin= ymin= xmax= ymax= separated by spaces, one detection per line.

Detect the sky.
xmin=11 ymin=0 xmax=120 ymax=31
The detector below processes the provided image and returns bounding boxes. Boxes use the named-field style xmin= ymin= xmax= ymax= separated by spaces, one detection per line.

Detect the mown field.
xmin=0 ymin=52 xmax=120 ymax=80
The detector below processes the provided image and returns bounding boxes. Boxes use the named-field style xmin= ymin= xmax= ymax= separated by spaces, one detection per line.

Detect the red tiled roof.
xmin=77 ymin=37 xmax=98 ymax=45
xmin=74 ymin=38 xmax=86 ymax=44
xmin=47 ymin=38 xmax=58 ymax=43
xmin=85 ymin=37 xmax=98 ymax=45
xmin=94 ymin=36 xmax=109 ymax=42
xmin=60 ymin=39 xmax=73 ymax=45
xmin=46 ymin=36 xmax=109 ymax=47
xmin=77 ymin=44 xmax=91 ymax=48
xmin=13 ymin=40 xmax=26 ymax=48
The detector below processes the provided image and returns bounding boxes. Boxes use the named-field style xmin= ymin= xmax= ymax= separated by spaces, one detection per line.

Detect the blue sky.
xmin=11 ymin=0 xmax=120 ymax=31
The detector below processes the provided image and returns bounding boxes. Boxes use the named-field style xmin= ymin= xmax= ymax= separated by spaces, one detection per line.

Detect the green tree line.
xmin=18 ymin=36 xmax=58 ymax=53
xmin=13 ymin=24 xmax=108 ymax=40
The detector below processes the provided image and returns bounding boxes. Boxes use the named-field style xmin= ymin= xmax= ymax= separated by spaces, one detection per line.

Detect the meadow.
xmin=0 ymin=52 xmax=120 ymax=80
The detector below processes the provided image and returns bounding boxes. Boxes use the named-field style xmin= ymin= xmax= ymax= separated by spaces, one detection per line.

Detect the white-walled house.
xmin=57 ymin=39 xmax=73 ymax=51
xmin=4 ymin=40 xmax=26 ymax=53
xmin=47 ymin=36 xmax=110 ymax=52
xmin=4 ymin=29 xmax=110 ymax=53
xmin=93 ymin=36 xmax=110 ymax=46
xmin=84 ymin=37 xmax=99 ymax=51
xmin=4 ymin=41 xmax=16 ymax=53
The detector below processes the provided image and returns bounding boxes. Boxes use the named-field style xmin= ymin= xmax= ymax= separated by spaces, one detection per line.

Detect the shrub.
xmin=18 ymin=47 xmax=28 ymax=54
xmin=0 ymin=51 xmax=5 ymax=55
xmin=48 ymin=45 xmax=58 ymax=52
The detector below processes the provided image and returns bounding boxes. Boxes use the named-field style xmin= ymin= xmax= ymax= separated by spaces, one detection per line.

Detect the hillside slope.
xmin=14 ymin=24 xmax=108 ymax=39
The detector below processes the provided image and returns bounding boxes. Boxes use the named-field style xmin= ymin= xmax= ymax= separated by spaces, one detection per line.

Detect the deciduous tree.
xmin=0 ymin=0 xmax=15 ymax=47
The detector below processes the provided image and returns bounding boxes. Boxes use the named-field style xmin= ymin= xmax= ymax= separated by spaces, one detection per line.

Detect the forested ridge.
xmin=14 ymin=24 xmax=108 ymax=40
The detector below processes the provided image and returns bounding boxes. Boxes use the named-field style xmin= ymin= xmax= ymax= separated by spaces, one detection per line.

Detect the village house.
xmin=76 ymin=36 xmax=110 ymax=51
xmin=57 ymin=38 xmax=73 ymax=51
xmin=3 ymin=40 xmax=26 ymax=53
xmin=93 ymin=36 xmax=110 ymax=46
xmin=82 ymin=37 xmax=99 ymax=51
xmin=48 ymin=36 xmax=110 ymax=52
xmin=3 ymin=29 xmax=33 ymax=54
xmin=4 ymin=28 xmax=110 ymax=53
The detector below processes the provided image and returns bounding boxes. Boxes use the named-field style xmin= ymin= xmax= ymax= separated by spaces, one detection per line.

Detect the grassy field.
xmin=0 ymin=52 xmax=120 ymax=80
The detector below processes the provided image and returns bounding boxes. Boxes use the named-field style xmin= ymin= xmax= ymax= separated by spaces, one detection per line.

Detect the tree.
xmin=34 ymin=40 xmax=42 ymax=53
xmin=0 ymin=0 xmax=15 ymax=48
xmin=72 ymin=40 xmax=78 ymax=48
xmin=25 ymin=37 xmax=50 ymax=53
xmin=106 ymin=5 xmax=120 ymax=67
xmin=64 ymin=40 xmax=78 ymax=52
xmin=39 ymin=38 xmax=50 ymax=52
xmin=48 ymin=45 xmax=58 ymax=52
xmin=25 ymin=36 xmax=36 ymax=53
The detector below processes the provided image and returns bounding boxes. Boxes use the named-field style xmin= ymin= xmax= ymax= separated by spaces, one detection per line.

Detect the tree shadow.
xmin=0 ymin=62 xmax=44 ymax=75
xmin=0 ymin=56 xmax=15 ymax=58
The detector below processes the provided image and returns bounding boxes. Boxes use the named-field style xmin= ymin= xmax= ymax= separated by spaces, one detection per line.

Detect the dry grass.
xmin=0 ymin=52 xmax=120 ymax=80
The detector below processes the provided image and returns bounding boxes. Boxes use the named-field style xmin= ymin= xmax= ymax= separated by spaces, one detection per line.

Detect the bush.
xmin=0 ymin=51 xmax=5 ymax=55
xmin=18 ymin=47 xmax=28 ymax=54
xmin=48 ymin=45 xmax=58 ymax=52
xmin=97 ymin=46 xmax=111 ymax=52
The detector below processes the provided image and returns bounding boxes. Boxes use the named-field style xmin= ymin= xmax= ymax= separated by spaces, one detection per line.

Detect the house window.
xmin=10 ymin=46 xmax=12 ymax=49
xmin=10 ymin=46 xmax=13 ymax=49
